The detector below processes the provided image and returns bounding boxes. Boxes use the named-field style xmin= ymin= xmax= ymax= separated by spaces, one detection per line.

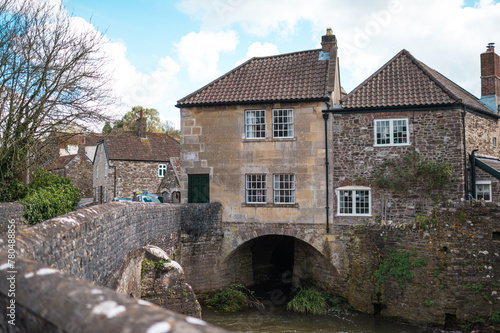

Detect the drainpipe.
xmin=462 ymin=108 xmax=470 ymax=199
xmin=323 ymin=112 xmax=330 ymax=234
xmin=471 ymin=149 xmax=479 ymax=199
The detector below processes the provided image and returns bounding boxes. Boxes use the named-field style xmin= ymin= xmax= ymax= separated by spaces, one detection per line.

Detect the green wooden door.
xmin=188 ymin=174 xmax=210 ymax=203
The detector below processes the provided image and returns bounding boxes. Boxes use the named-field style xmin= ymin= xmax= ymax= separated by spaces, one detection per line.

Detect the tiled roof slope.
xmin=45 ymin=154 xmax=76 ymax=170
xmin=342 ymin=50 xmax=494 ymax=114
xmin=102 ymin=132 xmax=180 ymax=162
xmin=177 ymin=49 xmax=329 ymax=106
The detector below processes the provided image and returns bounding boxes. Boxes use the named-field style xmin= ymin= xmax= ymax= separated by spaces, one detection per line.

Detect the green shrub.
xmin=489 ymin=311 xmax=500 ymax=324
xmin=205 ymin=284 xmax=250 ymax=312
xmin=21 ymin=183 xmax=80 ymax=225
xmin=27 ymin=169 xmax=72 ymax=193
xmin=286 ymin=289 xmax=328 ymax=315
xmin=0 ymin=179 xmax=26 ymax=202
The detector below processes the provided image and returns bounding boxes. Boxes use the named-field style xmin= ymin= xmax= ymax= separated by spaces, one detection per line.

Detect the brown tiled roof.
xmin=45 ymin=155 xmax=76 ymax=170
xmin=342 ymin=50 xmax=495 ymax=115
xmin=101 ymin=132 xmax=180 ymax=162
xmin=177 ymin=49 xmax=329 ymax=106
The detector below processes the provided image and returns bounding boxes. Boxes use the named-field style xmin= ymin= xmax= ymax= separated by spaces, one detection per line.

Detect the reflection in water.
xmin=202 ymin=306 xmax=441 ymax=333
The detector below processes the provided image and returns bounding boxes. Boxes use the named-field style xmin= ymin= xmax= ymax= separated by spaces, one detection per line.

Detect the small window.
xmin=245 ymin=110 xmax=266 ymax=139
xmin=337 ymin=186 xmax=371 ymax=216
xmin=476 ymin=181 xmax=492 ymax=202
xmin=158 ymin=164 xmax=167 ymax=178
xmin=95 ymin=187 xmax=98 ymax=201
xmin=374 ymin=118 xmax=409 ymax=146
xmin=246 ymin=174 xmax=267 ymax=204
xmin=105 ymin=164 xmax=108 ymax=177
xmin=273 ymin=109 xmax=294 ymax=138
xmin=116 ymin=185 xmax=120 ymax=197
xmin=96 ymin=165 xmax=99 ymax=179
xmin=493 ymin=137 xmax=497 ymax=147
xmin=273 ymin=174 xmax=295 ymax=204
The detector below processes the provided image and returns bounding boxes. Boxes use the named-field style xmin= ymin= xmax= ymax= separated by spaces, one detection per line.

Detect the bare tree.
xmin=0 ymin=0 xmax=112 ymax=185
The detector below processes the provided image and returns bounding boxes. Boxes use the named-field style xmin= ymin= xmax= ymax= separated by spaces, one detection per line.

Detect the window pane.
xmin=356 ymin=190 xmax=370 ymax=214
xmin=246 ymin=174 xmax=267 ymax=203
xmin=274 ymin=174 xmax=295 ymax=203
xmin=339 ymin=191 xmax=353 ymax=214
xmin=245 ymin=110 xmax=266 ymax=138
xmin=376 ymin=121 xmax=390 ymax=145
xmin=393 ymin=119 xmax=408 ymax=144
xmin=273 ymin=109 xmax=294 ymax=138
xmin=477 ymin=184 xmax=491 ymax=201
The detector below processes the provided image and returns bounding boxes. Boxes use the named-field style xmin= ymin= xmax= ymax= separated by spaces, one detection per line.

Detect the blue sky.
xmin=62 ymin=0 xmax=500 ymax=130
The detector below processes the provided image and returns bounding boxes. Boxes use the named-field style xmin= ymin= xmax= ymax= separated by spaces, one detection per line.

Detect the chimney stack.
xmin=480 ymin=43 xmax=500 ymax=113
xmin=321 ymin=27 xmax=337 ymax=53
xmin=137 ymin=109 xmax=147 ymax=138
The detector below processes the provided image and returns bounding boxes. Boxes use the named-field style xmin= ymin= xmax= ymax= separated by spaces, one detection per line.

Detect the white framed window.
xmin=159 ymin=164 xmax=167 ymax=178
xmin=476 ymin=181 xmax=492 ymax=202
xmin=245 ymin=174 xmax=267 ymax=204
xmin=96 ymin=165 xmax=99 ymax=179
xmin=104 ymin=187 xmax=107 ymax=203
xmin=273 ymin=109 xmax=294 ymax=138
xmin=245 ymin=110 xmax=266 ymax=139
xmin=493 ymin=137 xmax=497 ymax=147
xmin=336 ymin=186 xmax=372 ymax=216
xmin=273 ymin=174 xmax=295 ymax=204
xmin=374 ymin=118 xmax=409 ymax=146
xmin=95 ymin=187 xmax=98 ymax=201
xmin=105 ymin=164 xmax=108 ymax=177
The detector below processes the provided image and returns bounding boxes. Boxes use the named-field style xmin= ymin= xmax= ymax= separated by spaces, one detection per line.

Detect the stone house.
xmin=329 ymin=47 xmax=500 ymax=223
xmin=176 ymin=29 xmax=342 ymax=229
xmin=93 ymin=114 xmax=181 ymax=203
xmin=45 ymin=133 xmax=102 ymax=197
xmin=45 ymin=145 xmax=93 ymax=197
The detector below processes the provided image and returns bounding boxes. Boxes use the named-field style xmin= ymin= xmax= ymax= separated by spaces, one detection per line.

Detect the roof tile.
xmin=177 ymin=49 xmax=329 ymax=106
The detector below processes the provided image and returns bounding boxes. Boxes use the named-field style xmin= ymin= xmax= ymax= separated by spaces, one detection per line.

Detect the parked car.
xmin=113 ymin=197 xmax=132 ymax=202
xmin=133 ymin=191 xmax=165 ymax=203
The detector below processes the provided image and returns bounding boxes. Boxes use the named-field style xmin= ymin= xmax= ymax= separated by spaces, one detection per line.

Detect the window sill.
xmin=242 ymin=137 xmax=297 ymax=143
xmin=336 ymin=214 xmax=372 ymax=217
xmin=242 ymin=203 xmax=299 ymax=208
xmin=374 ymin=143 xmax=411 ymax=148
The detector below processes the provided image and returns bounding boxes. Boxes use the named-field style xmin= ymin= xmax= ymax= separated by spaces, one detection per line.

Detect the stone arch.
xmin=219 ymin=230 xmax=341 ymax=292
xmin=220 ymin=223 xmax=327 ymax=263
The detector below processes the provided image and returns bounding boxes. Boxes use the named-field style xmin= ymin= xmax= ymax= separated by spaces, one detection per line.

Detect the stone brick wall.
xmin=0 ymin=202 xmax=25 ymax=233
xmin=0 ymin=254 xmax=228 ymax=333
xmin=65 ymin=153 xmax=93 ymax=197
xmin=114 ymin=160 xmax=173 ymax=199
xmin=345 ymin=203 xmax=500 ymax=326
xmin=180 ymin=101 xmax=330 ymax=225
xmin=331 ymin=109 xmax=465 ymax=223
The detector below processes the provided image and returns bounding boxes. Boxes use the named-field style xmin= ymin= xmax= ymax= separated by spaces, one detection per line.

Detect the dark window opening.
xmin=493 ymin=232 xmax=500 ymax=240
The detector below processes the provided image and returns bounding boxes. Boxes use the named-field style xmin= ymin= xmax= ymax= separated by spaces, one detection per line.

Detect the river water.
xmin=202 ymin=306 xmax=444 ymax=333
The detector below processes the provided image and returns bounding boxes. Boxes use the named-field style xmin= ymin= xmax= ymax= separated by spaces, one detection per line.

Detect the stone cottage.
xmin=45 ymin=133 xmax=102 ymax=197
xmin=328 ymin=47 xmax=500 ymax=223
xmin=45 ymin=145 xmax=93 ymax=197
xmin=176 ymin=28 xmax=342 ymax=230
xmin=93 ymin=114 xmax=181 ymax=203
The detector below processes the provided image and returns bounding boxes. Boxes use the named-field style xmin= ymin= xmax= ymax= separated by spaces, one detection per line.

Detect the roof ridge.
xmin=407 ymin=54 xmax=461 ymax=103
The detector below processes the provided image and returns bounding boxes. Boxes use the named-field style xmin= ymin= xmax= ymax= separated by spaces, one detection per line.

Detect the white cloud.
xmin=175 ymin=30 xmax=239 ymax=83
xmin=178 ymin=0 xmax=500 ymax=97
xmin=236 ymin=42 xmax=279 ymax=65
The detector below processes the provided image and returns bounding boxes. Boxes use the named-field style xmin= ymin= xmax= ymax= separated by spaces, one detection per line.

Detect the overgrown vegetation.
xmin=286 ymin=288 xmax=328 ymax=315
xmin=373 ymin=248 xmax=428 ymax=290
xmin=204 ymin=284 xmax=257 ymax=313
xmin=141 ymin=257 xmax=171 ymax=279
xmin=19 ymin=170 xmax=80 ymax=225
xmin=489 ymin=311 xmax=500 ymax=324
xmin=371 ymin=151 xmax=454 ymax=204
